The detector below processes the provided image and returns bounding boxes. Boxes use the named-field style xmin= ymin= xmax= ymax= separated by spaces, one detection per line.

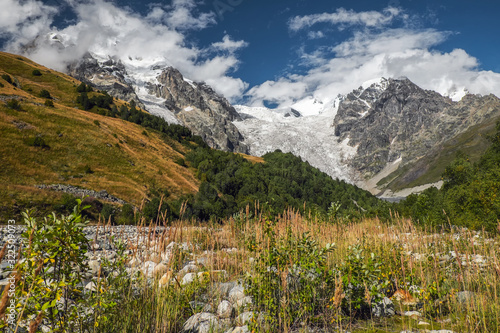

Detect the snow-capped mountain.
xmin=36 ymin=33 xmax=500 ymax=195
xmin=234 ymin=101 xmax=358 ymax=183
xmin=67 ymin=51 xmax=248 ymax=153
xmin=236 ymin=77 xmax=500 ymax=195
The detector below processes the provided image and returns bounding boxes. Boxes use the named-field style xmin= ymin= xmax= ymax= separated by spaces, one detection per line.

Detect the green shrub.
xmin=6 ymin=99 xmax=21 ymax=110
xmin=7 ymin=201 xmax=125 ymax=332
xmin=174 ymin=157 xmax=187 ymax=167
xmin=83 ymin=164 xmax=94 ymax=174
xmin=338 ymin=243 xmax=392 ymax=319
xmin=57 ymin=193 xmax=78 ymax=212
xmin=118 ymin=204 xmax=135 ymax=225
xmin=1 ymin=74 xmax=13 ymax=84
xmin=32 ymin=69 xmax=42 ymax=76
xmin=246 ymin=219 xmax=335 ymax=331
xmin=26 ymin=136 xmax=49 ymax=148
xmin=44 ymin=99 xmax=54 ymax=107
xmin=101 ymin=204 xmax=115 ymax=224
xmin=39 ymin=89 xmax=52 ymax=99
xmin=76 ymin=82 xmax=93 ymax=93
xmin=94 ymin=119 xmax=100 ymax=127
xmin=0 ymin=82 xmax=4 ymax=88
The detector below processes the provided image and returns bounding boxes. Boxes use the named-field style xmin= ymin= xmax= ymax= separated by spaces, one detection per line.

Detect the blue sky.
xmin=2 ymin=0 xmax=500 ymax=107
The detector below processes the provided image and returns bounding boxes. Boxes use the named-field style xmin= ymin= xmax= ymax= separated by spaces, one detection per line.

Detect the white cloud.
xmin=211 ymin=34 xmax=249 ymax=52
xmin=0 ymin=0 xmax=57 ymax=39
xmin=2 ymin=0 xmax=247 ymax=101
xmin=248 ymin=8 xmax=500 ymax=108
xmin=162 ymin=0 xmax=217 ymax=31
xmin=288 ymin=7 xmax=404 ymax=32
xmin=307 ymin=31 xmax=325 ymax=39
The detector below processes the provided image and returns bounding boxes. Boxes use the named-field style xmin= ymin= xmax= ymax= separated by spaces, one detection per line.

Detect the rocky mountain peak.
xmin=67 ymin=52 xmax=142 ymax=106
xmin=333 ymin=77 xmax=500 ymax=183
xmin=148 ymin=67 xmax=248 ymax=153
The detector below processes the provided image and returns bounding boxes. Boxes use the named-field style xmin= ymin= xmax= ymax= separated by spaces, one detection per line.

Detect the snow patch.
xmin=234 ymin=105 xmax=358 ymax=183
xmin=183 ymin=78 xmax=197 ymax=89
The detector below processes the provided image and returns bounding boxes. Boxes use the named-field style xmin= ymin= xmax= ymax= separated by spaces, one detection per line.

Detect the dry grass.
xmin=0 ymin=51 xmax=200 ymax=219
xmin=238 ymin=153 xmax=265 ymax=164
xmin=113 ymin=209 xmax=500 ymax=332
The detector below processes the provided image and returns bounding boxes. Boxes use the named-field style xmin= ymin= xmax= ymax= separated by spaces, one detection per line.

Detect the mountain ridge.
xmin=22 ymin=47 xmax=500 ymax=197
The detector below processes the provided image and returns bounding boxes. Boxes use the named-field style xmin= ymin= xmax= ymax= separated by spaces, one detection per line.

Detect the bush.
xmin=32 ymin=69 xmax=42 ymax=76
xmin=0 ymin=82 xmax=4 ymax=88
xmin=26 ymin=136 xmax=49 ymax=148
xmin=1 ymin=74 xmax=13 ymax=84
xmin=94 ymin=119 xmax=100 ymax=127
xmin=246 ymin=219 xmax=335 ymax=331
xmin=83 ymin=164 xmax=94 ymax=174
xmin=101 ymin=204 xmax=115 ymax=224
xmin=57 ymin=193 xmax=78 ymax=212
xmin=76 ymin=82 xmax=93 ymax=93
xmin=117 ymin=204 xmax=135 ymax=225
xmin=39 ymin=89 xmax=52 ymax=99
xmin=8 ymin=201 xmax=125 ymax=332
xmin=174 ymin=157 xmax=187 ymax=167
xmin=44 ymin=99 xmax=54 ymax=107
xmin=6 ymin=99 xmax=21 ymax=110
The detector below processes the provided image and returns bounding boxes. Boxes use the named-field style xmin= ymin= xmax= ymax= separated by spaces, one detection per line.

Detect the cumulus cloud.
xmin=161 ymin=0 xmax=217 ymax=30
xmin=288 ymin=7 xmax=404 ymax=32
xmin=247 ymin=8 xmax=500 ymax=108
xmin=1 ymin=0 xmax=247 ymax=101
xmin=0 ymin=0 xmax=57 ymax=39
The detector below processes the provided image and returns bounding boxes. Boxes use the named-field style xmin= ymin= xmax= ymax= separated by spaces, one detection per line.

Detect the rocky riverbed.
xmin=1 ymin=224 xmax=486 ymax=333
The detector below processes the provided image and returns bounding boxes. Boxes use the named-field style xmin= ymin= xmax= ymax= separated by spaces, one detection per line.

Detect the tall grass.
xmin=1 ymin=207 xmax=499 ymax=332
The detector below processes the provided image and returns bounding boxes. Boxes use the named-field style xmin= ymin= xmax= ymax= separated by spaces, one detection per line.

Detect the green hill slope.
xmin=0 ymin=52 xmax=201 ymax=220
xmin=0 ymin=52 xmax=385 ymax=223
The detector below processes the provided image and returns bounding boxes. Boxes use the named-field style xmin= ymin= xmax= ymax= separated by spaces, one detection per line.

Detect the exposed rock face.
xmin=333 ymin=78 xmax=500 ymax=180
xmin=67 ymin=53 xmax=142 ymax=106
xmin=148 ymin=67 xmax=248 ymax=153
xmin=67 ymin=54 xmax=248 ymax=153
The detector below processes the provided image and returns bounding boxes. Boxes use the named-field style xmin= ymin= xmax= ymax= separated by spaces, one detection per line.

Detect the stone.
xmin=228 ymin=285 xmax=245 ymax=303
xmin=217 ymin=300 xmax=233 ymax=318
xmin=231 ymin=326 xmax=249 ymax=333
xmin=88 ymin=260 xmax=101 ymax=275
xmin=455 ymin=291 xmax=475 ymax=304
xmin=85 ymin=281 xmax=97 ymax=292
xmin=418 ymin=320 xmax=430 ymax=326
xmin=105 ymin=252 xmax=116 ymax=260
xmin=180 ymin=264 xmax=199 ymax=274
xmin=182 ymin=273 xmax=196 ymax=285
xmin=372 ymin=297 xmax=395 ymax=317
xmin=142 ymin=261 xmax=157 ymax=277
xmin=403 ymin=310 xmax=422 ymax=318
xmin=236 ymin=296 xmax=252 ymax=308
xmin=236 ymin=311 xmax=254 ymax=326
xmin=159 ymin=271 xmax=173 ymax=287
xmin=182 ymin=312 xmax=220 ymax=333
xmin=153 ymin=263 xmax=168 ymax=276
xmin=217 ymin=282 xmax=237 ymax=297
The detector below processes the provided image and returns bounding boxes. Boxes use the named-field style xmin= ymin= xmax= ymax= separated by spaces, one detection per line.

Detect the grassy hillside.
xmin=0 ymin=52 xmax=200 ymax=219
xmin=0 ymin=52 xmax=385 ymax=224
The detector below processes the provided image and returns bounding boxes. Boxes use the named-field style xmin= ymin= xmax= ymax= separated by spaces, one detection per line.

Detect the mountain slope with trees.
xmin=396 ymin=122 xmax=500 ymax=232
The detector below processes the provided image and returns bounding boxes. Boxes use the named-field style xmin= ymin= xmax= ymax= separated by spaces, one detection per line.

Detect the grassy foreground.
xmin=1 ymin=205 xmax=499 ymax=332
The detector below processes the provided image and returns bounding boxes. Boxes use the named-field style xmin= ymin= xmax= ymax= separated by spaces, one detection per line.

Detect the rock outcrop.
xmin=67 ymin=53 xmax=142 ymax=107
xmin=147 ymin=67 xmax=248 ymax=153
xmin=333 ymin=78 xmax=500 ymax=181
